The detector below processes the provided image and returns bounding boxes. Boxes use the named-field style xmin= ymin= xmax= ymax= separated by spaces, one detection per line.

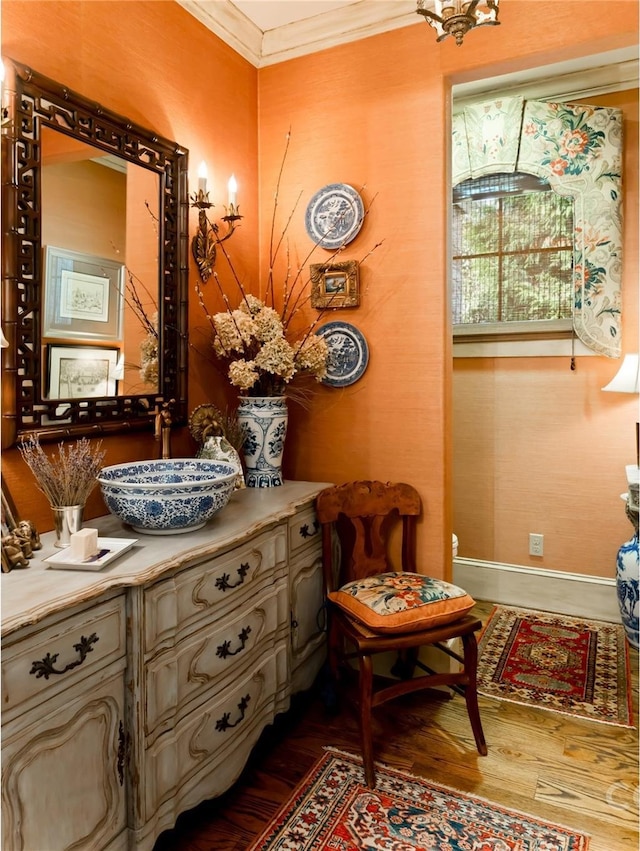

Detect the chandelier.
xmin=416 ymin=0 xmax=500 ymax=46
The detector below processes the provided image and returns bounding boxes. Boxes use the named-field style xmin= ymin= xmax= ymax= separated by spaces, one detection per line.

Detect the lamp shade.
xmin=602 ymin=354 xmax=640 ymax=394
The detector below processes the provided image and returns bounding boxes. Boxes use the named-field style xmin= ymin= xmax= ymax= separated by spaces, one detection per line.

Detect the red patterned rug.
xmin=248 ymin=748 xmax=589 ymax=850
xmin=477 ymin=605 xmax=633 ymax=727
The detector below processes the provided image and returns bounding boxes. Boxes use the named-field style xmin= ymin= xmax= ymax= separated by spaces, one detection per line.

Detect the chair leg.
xmin=326 ymin=612 xmax=344 ymax=682
xmin=358 ymin=653 xmax=376 ymax=788
xmin=462 ymin=632 xmax=488 ymax=756
xmin=390 ymin=646 xmax=419 ymax=680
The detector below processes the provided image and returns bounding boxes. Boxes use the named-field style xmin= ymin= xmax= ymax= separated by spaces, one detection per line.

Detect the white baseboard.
xmin=453 ymin=558 xmax=620 ymax=623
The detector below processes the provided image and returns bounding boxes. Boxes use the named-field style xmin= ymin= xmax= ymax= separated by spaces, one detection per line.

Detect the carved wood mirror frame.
xmin=1 ymin=59 xmax=189 ymax=447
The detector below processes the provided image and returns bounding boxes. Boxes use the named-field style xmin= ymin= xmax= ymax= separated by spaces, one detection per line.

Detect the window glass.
xmin=452 ymin=172 xmax=574 ymax=329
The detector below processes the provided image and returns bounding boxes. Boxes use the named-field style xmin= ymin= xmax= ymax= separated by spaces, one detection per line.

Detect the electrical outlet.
xmin=529 ymin=533 xmax=544 ymax=557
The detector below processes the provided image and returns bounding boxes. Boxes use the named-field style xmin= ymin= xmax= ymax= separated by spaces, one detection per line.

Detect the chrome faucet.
xmin=154 ymin=399 xmax=175 ymax=459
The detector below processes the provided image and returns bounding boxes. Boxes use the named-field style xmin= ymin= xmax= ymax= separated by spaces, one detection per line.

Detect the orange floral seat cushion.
xmin=329 ymin=572 xmax=475 ymax=634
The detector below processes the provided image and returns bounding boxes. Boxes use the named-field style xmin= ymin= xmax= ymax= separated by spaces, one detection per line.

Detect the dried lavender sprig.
xmin=17 ymin=437 xmax=106 ymax=507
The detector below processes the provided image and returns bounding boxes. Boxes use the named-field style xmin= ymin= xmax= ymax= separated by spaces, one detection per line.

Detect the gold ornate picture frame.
xmin=310 ymin=260 xmax=360 ymax=309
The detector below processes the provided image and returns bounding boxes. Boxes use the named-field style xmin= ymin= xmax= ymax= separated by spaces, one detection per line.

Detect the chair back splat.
xmin=318 ymin=480 xmax=420 ymax=590
xmin=315 ymin=480 xmax=487 ymax=788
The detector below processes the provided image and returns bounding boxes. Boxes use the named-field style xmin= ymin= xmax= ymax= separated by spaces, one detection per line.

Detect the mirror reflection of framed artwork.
xmin=43 ymin=246 xmax=125 ymax=341
xmin=47 ymin=344 xmax=119 ymax=400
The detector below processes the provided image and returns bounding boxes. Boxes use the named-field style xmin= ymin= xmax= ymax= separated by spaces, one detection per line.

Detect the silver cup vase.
xmin=51 ymin=504 xmax=84 ymax=548
xmin=237 ymin=396 xmax=288 ymax=488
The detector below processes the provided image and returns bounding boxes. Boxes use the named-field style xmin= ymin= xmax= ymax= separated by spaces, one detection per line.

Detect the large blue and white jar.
xmin=616 ymin=496 xmax=639 ymax=649
xmin=236 ymin=396 xmax=288 ymax=488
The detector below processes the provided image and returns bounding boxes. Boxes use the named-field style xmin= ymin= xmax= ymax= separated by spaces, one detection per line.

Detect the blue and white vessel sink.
xmin=97 ymin=459 xmax=238 ymax=534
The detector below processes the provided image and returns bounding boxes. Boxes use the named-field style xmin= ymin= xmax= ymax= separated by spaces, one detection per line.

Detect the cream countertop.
xmin=1 ymin=481 xmax=330 ymax=638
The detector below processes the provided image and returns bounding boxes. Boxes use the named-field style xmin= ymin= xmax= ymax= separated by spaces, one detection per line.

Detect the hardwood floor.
xmin=153 ymin=600 xmax=639 ymax=851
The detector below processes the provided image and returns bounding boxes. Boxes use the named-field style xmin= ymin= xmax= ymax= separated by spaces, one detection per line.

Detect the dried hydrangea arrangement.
xmin=18 ymin=437 xmax=106 ymax=508
xmin=206 ymin=293 xmax=329 ymax=397
xmin=139 ymin=311 xmax=159 ymax=387
xmin=124 ymin=262 xmax=159 ymax=388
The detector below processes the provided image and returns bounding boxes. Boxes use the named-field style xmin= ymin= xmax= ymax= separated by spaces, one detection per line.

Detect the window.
xmin=452 ymin=172 xmax=574 ymax=337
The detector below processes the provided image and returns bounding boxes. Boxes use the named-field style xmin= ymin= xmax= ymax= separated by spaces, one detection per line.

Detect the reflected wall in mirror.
xmin=41 ymin=128 xmax=160 ymax=398
xmin=1 ymin=59 xmax=189 ymax=447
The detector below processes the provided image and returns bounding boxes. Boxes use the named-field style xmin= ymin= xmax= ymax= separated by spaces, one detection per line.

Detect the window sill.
xmin=452 ymin=320 xmax=596 ymax=358
xmin=453 ymin=336 xmax=595 ymax=358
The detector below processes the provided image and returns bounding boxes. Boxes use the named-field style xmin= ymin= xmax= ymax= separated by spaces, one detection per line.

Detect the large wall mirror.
xmin=1 ymin=59 xmax=189 ymax=447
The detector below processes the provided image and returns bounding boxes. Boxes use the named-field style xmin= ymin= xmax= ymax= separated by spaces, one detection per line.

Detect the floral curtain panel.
xmin=452 ymin=97 xmax=623 ymax=358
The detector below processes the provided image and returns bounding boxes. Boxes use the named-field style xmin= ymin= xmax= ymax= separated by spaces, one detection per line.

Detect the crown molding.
xmin=178 ymin=1 xmax=638 ymax=87
xmin=260 ymin=1 xmax=419 ymax=66
xmin=178 ymin=0 xmax=419 ymax=68
xmin=177 ymin=0 xmax=264 ymax=66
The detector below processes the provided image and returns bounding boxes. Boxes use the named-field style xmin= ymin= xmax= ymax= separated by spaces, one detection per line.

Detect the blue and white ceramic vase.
xmin=237 ymin=396 xmax=288 ymax=488
xmin=616 ymin=530 xmax=639 ymax=649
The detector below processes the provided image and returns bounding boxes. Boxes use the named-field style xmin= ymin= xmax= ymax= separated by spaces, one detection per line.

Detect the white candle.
xmin=198 ymin=161 xmax=208 ymax=194
xmin=228 ymin=174 xmax=237 ymax=207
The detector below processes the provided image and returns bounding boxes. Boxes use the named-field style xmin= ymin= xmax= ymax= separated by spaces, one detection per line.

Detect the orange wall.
xmin=257 ymin=1 xmax=639 ymax=578
xmin=1 ymin=1 xmax=638 ymax=582
xmin=1 ymin=0 xmax=259 ymax=531
xmin=258 ymin=25 xmax=453 ymax=573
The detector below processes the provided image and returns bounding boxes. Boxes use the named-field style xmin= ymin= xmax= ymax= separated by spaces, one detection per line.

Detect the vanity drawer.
xmin=143 ymin=641 xmax=289 ymax=819
xmin=145 ymin=576 xmax=289 ymax=736
xmin=1 ymin=596 xmax=126 ymax=718
xmin=144 ymin=527 xmax=287 ymax=652
xmin=288 ymin=504 xmax=321 ymax=557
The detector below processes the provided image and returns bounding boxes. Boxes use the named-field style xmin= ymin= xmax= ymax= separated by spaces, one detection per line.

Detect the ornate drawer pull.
xmin=215 ymin=561 xmax=250 ymax=592
xmin=216 ymin=626 xmax=252 ymax=659
xmin=29 ymin=633 xmax=100 ymax=680
xmin=215 ymin=694 xmax=251 ymax=732
xmin=299 ymin=519 xmax=319 ymax=539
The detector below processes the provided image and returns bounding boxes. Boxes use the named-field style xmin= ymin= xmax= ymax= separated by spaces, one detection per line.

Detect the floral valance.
xmin=452 ymin=97 xmax=623 ymax=358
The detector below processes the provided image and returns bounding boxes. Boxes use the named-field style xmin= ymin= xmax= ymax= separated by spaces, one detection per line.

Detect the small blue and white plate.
xmin=305 ymin=183 xmax=364 ymax=249
xmin=317 ymin=321 xmax=369 ymax=387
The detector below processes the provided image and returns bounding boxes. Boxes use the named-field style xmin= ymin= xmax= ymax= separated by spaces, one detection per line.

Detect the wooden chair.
xmin=316 ymin=480 xmax=487 ymax=787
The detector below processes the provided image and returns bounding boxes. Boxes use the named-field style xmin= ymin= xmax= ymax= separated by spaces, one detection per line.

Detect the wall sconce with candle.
xmin=190 ymin=162 xmax=242 ymax=283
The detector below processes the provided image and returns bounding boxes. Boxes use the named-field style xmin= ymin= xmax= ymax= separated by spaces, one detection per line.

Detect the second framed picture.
xmin=310 ymin=260 xmax=360 ymax=310
xmin=47 ymin=344 xmax=119 ymax=400
xmin=43 ymin=246 xmax=125 ymax=341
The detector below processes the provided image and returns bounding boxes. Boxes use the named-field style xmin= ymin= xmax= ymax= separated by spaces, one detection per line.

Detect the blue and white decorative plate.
xmin=305 ymin=183 xmax=364 ymax=249
xmin=317 ymin=321 xmax=369 ymax=387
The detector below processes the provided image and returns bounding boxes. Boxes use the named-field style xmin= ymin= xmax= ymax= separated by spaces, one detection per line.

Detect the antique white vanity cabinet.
xmin=287 ymin=502 xmax=326 ymax=693
xmin=1 ymin=482 xmax=328 ymax=851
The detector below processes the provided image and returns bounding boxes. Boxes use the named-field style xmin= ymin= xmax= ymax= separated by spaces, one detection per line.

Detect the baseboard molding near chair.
xmin=453 ymin=558 xmax=619 ymax=623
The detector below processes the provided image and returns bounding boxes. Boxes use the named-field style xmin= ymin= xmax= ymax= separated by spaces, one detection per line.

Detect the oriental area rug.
xmin=477 ymin=605 xmax=633 ymax=727
xmin=247 ymin=748 xmax=589 ymax=850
